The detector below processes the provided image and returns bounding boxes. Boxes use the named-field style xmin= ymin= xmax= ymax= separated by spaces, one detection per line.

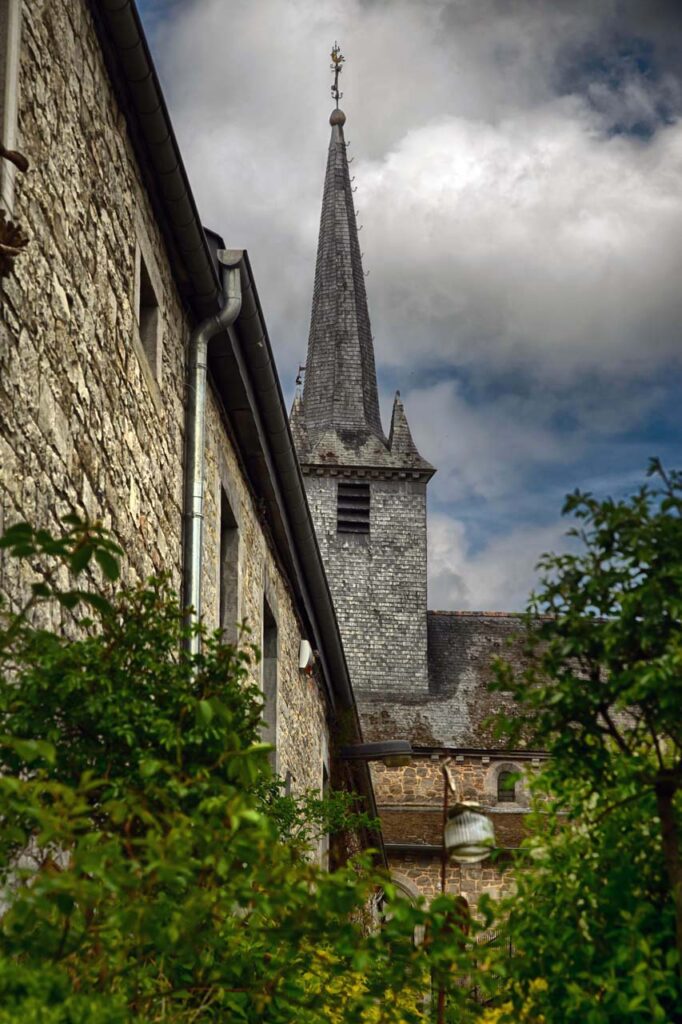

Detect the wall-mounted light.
xmin=340 ymin=740 xmax=413 ymax=768
xmin=298 ymin=639 xmax=315 ymax=674
xmin=441 ymin=758 xmax=496 ymax=865
xmin=444 ymin=805 xmax=495 ymax=864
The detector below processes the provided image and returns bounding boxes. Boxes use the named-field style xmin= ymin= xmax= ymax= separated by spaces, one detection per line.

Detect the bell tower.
xmin=291 ymin=47 xmax=435 ymax=727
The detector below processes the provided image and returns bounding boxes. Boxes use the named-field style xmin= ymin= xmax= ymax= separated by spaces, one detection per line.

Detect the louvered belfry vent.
xmin=337 ymin=481 xmax=370 ymax=534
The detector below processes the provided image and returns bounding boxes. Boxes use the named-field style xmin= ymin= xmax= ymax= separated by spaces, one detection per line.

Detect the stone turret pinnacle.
xmin=389 ymin=391 xmax=420 ymax=455
xmin=301 ymin=104 xmax=386 ymax=450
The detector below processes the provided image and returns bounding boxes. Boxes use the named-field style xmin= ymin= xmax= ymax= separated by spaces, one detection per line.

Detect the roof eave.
xmin=87 ymin=2 xmax=385 ymax=861
xmin=87 ymin=0 xmax=220 ymax=320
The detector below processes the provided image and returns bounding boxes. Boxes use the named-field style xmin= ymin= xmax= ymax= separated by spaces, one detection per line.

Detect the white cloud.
xmin=144 ymin=0 xmax=682 ymax=606
xmin=394 ymin=379 xmax=566 ymax=503
xmin=428 ymin=512 xmax=569 ymax=611
xmin=361 ymin=107 xmax=682 ymax=378
xmin=151 ymin=0 xmax=682 ymax=389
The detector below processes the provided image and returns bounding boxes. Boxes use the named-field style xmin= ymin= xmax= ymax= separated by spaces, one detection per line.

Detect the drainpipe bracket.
xmin=217 ymin=248 xmax=244 ymax=267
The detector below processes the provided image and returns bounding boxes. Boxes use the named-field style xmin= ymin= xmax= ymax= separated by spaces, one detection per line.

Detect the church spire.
xmin=294 ymin=47 xmax=433 ymax=477
xmin=302 ymin=46 xmax=386 ymax=448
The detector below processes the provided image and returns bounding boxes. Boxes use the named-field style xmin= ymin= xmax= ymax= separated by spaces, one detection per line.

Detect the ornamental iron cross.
xmin=330 ymin=42 xmax=345 ymax=106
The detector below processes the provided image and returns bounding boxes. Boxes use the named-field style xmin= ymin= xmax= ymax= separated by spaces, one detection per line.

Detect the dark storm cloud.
xmin=140 ymin=0 xmax=682 ymax=609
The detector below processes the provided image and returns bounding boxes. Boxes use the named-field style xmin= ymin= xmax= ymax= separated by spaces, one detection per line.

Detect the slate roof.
xmin=302 ymin=107 xmax=383 ymax=445
xmin=295 ymin=109 xmax=432 ymax=476
xmin=357 ymin=612 xmax=530 ymax=748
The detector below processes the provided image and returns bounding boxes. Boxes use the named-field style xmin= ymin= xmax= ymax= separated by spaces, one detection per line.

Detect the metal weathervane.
xmin=330 ymin=42 xmax=345 ymax=106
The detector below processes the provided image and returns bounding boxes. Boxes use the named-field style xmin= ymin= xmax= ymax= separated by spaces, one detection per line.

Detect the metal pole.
xmin=437 ymin=765 xmax=450 ymax=1024
xmin=440 ymin=765 xmax=449 ymax=895
xmin=182 ymin=252 xmax=242 ymax=654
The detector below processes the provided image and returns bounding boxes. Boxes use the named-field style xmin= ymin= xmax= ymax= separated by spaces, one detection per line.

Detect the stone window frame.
xmin=485 ymin=760 xmax=527 ymax=808
xmin=132 ymin=211 xmax=164 ymax=402
xmin=497 ymin=770 xmax=516 ymax=803
xmin=390 ymin=872 xmax=420 ymax=905
xmin=387 ymin=873 xmax=425 ymax=946
xmin=0 ymin=0 xmax=22 ymax=215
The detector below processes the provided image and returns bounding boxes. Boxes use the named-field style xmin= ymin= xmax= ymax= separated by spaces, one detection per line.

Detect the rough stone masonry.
xmin=0 ymin=0 xmax=334 ymax=798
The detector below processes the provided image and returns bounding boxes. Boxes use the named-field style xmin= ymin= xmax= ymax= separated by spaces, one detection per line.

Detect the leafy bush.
xmin=486 ymin=462 xmax=682 ymax=1022
xmin=0 ymin=518 xmax=475 ymax=1023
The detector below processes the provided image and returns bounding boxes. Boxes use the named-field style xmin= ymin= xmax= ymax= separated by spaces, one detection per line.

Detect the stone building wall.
xmin=392 ymin=854 xmax=516 ymax=907
xmin=0 ymin=0 xmax=329 ymax=796
xmin=202 ymin=389 xmax=329 ymax=792
xmin=0 ymin=0 xmax=187 ymax=601
xmin=359 ymin=612 xmax=530 ymax=747
xmin=371 ymin=754 xmax=543 ymax=912
xmin=303 ymin=472 xmax=430 ymax=700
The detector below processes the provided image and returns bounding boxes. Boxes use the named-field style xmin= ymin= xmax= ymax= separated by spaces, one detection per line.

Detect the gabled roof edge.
xmin=87 ymin=0 xmax=221 ymax=319
xmin=87 ymin=2 xmax=385 ymax=861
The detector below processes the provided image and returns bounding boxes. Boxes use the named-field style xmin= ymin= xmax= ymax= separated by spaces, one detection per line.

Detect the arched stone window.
xmin=484 ymin=761 xmax=527 ymax=807
xmin=497 ymin=770 xmax=516 ymax=803
xmin=390 ymin=873 xmax=420 ymax=905
xmin=387 ymin=873 xmax=424 ymax=946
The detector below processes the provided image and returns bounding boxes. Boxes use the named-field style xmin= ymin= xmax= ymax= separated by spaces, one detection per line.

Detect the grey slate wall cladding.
xmin=304 ymin=474 xmax=429 ymax=699
xmin=295 ymin=107 xmax=435 ymax=720
xmin=359 ymin=613 xmax=526 ymax=747
xmin=295 ymin=104 xmax=541 ymax=907
xmin=293 ymin=107 xmax=528 ymax=751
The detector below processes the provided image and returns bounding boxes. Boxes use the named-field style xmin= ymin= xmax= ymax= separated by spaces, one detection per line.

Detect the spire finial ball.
xmin=330 ymin=108 xmax=346 ymax=126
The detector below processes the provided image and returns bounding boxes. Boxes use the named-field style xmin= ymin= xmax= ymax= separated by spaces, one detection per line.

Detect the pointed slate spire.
xmin=302 ymin=105 xmax=386 ymax=448
xmin=388 ymin=391 xmax=434 ymax=472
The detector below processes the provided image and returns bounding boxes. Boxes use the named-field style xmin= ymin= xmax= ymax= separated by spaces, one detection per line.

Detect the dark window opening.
xmin=497 ymin=771 xmax=516 ymax=803
xmin=337 ymin=481 xmax=370 ymax=534
xmin=219 ymin=489 xmax=239 ymax=645
xmin=262 ymin=598 xmax=278 ymax=768
xmin=138 ymin=253 xmax=160 ymax=374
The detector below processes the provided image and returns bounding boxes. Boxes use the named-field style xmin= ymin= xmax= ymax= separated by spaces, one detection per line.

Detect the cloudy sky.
xmin=138 ymin=0 xmax=682 ymax=611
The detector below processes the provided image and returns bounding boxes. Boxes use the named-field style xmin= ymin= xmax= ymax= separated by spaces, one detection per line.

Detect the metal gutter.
xmin=86 ymin=5 xmax=359 ymax=720
xmin=87 ymin=1 xmax=384 ymax=865
xmin=227 ymin=256 xmax=385 ymax=867
xmin=384 ymin=842 xmax=517 ymax=858
xmin=229 ymin=253 xmax=361 ymax=728
xmin=183 ymin=252 xmax=242 ymax=651
xmin=411 ymin=747 xmax=547 ymax=761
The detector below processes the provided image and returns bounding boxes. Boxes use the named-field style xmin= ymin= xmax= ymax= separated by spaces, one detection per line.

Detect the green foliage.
xmin=0 ymin=516 xmax=479 ymax=1023
xmin=493 ymin=460 xmax=682 ymax=784
xmin=486 ymin=462 xmax=682 ymax=1021
xmin=256 ymin=776 xmax=378 ymax=851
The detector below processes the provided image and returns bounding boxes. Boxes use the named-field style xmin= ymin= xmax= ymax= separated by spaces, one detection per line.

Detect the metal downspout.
xmin=183 ymin=250 xmax=243 ymax=653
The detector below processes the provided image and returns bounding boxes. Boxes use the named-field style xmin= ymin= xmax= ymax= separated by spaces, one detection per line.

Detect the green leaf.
xmin=79 ymin=592 xmax=113 ymax=616
xmin=0 ymin=736 xmax=56 ymax=765
xmin=198 ymin=699 xmax=214 ymax=725
xmin=61 ymin=513 xmax=85 ymax=527
xmin=69 ymin=544 xmax=93 ymax=574
xmin=54 ymin=893 xmax=75 ymax=915
xmin=0 ymin=522 xmax=33 ymax=547
xmin=139 ymin=758 xmax=164 ymax=778
xmin=94 ymin=548 xmax=120 ymax=581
